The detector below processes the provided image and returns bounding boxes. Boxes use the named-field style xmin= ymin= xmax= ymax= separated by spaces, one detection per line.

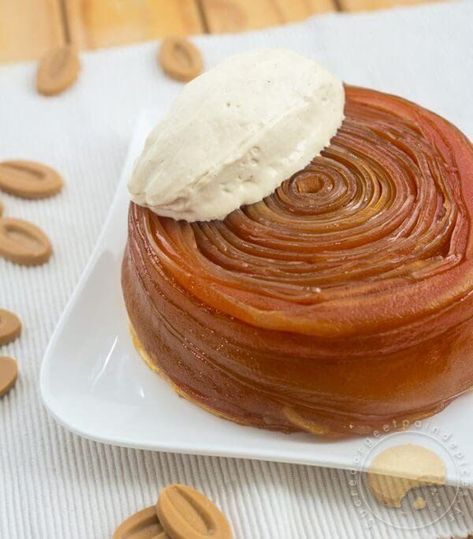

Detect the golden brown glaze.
xmin=122 ymin=86 xmax=473 ymax=435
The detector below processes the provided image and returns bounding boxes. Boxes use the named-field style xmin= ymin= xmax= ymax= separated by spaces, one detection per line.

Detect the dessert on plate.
xmin=122 ymin=50 xmax=473 ymax=436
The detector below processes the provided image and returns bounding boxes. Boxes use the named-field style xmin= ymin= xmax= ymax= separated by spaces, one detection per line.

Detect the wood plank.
xmin=340 ymin=0 xmax=439 ymax=11
xmin=66 ymin=0 xmax=203 ymax=50
xmin=271 ymin=0 xmax=336 ymax=21
xmin=0 ymin=0 xmax=64 ymax=63
xmin=0 ymin=0 xmax=443 ymax=63
xmin=200 ymin=0 xmax=335 ymax=34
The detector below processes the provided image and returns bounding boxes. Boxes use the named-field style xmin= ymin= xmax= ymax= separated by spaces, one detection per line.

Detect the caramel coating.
xmin=123 ymin=87 xmax=473 ymax=435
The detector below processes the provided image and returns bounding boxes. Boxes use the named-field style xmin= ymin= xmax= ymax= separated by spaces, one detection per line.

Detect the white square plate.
xmin=41 ymin=112 xmax=473 ymax=486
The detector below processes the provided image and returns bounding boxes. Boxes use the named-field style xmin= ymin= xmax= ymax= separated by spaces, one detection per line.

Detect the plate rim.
xmin=39 ymin=113 xmax=473 ymax=487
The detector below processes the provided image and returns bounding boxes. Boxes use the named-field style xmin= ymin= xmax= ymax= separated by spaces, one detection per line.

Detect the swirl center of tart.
xmin=140 ymin=87 xmax=472 ymax=341
xmin=186 ymin=95 xmax=466 ymax=292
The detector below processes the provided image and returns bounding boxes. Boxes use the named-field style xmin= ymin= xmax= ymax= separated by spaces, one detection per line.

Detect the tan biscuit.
xmin=113 ymin=505 xmax=168 ymax=539
xmin=36 ymin=45 xmax=80 ymax=96
xmin=0 ymin=218 xmax=52 ymax=266
xmin=0 ymin=356 xmax=18 ymax=398
xmin=0 ymin=309 xmax=21 ymax=346
xmin=159 ymin=37 xmax=203 ymax=82
xmin=367 ymin=443 xmax=445 ymax=508
xmin=0 ymin=160 xmax=63 ymax=199
xmin=157 ymin=484 xmax=232 ymax=539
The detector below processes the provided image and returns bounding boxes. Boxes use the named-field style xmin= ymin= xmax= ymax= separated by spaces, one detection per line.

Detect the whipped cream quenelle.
xmin=129 ymin=49 xmax=345 ymax=222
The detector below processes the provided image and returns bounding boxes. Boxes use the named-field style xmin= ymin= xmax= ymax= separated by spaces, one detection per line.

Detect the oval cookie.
xmin=0 ymin=160 xmax=63 ymax=199
xmin=113 ymin=505 xmax=169 ymax=539
xmin=0 ymin=218 xmax=52 ymax=266
xmin=36 ymin=45 xmax=80 ymax=96
xmin=0 ymin=309 xmax=21 ymax=346
xmin=367 ymin=444 xmax=446 ymax=508
xmin=157 ymin=484 xmax=232 ymax=539
xmin=159 ymin=37 xmax=203 ymax=82
xmin=0 ymin=357 xmax=18 ymax=398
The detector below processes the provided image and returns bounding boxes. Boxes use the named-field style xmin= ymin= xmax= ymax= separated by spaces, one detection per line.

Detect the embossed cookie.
xmin=113 ymin=505 xmax=168 ymax=538
xmin=0 ymin=357 xmax=18 ymax=398
xmin=0 ymin=160 xmax=63 ymax=199
xmin=37 ymin=45 xmax=80 ymax=96
xmin=159 ymin=37 xmax=203 ymax=82
xmin=157 ymin=484 xmax=232 ymax=539
xmin=0 ymin=309 xmax=21 ymax=346
xmin=0 ymin=218 xmax=52 ymax=266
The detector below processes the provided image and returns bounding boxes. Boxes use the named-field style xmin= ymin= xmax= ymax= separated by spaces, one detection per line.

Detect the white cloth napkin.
xmin=1 ymin=2 xmax=473 ymax=537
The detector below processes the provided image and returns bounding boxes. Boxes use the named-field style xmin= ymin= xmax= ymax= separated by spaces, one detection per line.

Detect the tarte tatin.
xmin=122 ymin=86 xmax=473 ymax=436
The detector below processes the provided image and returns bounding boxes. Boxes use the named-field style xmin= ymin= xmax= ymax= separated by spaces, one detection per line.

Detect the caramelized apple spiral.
xmin=123 ymin=87 xmax=473 ymax=435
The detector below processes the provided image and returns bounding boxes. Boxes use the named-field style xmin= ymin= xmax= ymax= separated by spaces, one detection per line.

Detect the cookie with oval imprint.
xmin=0 ymin=357 xmax=18 ymax=398
xmin=159 ymin=37 xmax=203 ymax=82
xmin=0 ymin=218 xmax=52 ymax=266
xmin=0 ymin=160 xmax=63 ymax=199
xmin=113 ymin=505 xmax=169 ymax=539
xmin=36 ymin=45 xmax=80 ymax=96
xmin=367 ymin=444 xmax=445 ymax=508
xmin=0 ymin=309 xmax=21 ymax=346
xmin=157 ymin=484 xmax=232 ymax=539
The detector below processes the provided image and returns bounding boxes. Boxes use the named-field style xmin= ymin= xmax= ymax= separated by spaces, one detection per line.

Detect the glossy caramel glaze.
xmin=122 ymin=86 xmax=473 ymax=435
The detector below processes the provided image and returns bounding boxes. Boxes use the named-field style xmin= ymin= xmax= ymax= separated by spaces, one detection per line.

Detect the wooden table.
xmin=0 ymin=0 xmax=437 ymax=63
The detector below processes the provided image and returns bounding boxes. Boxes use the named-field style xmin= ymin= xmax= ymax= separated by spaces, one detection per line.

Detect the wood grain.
xmin=66 ymin=0 xmax=203 ymax=50
xmin=0 ymin=0 xmax=442 ymax=62
xmin=0 ymin=0 xmax=64 ymax=62
xmin=272 ymin=0 xmax=336 ymax=20
xmin=200 ymin=0 xmax=335 ymax=34
xmin=340 ymin=0 xmax=439 ymax=10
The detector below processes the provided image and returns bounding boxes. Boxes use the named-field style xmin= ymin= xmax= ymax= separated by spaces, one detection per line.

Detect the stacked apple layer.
xmin=122 ymin=86 xmax=473 ymax=435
